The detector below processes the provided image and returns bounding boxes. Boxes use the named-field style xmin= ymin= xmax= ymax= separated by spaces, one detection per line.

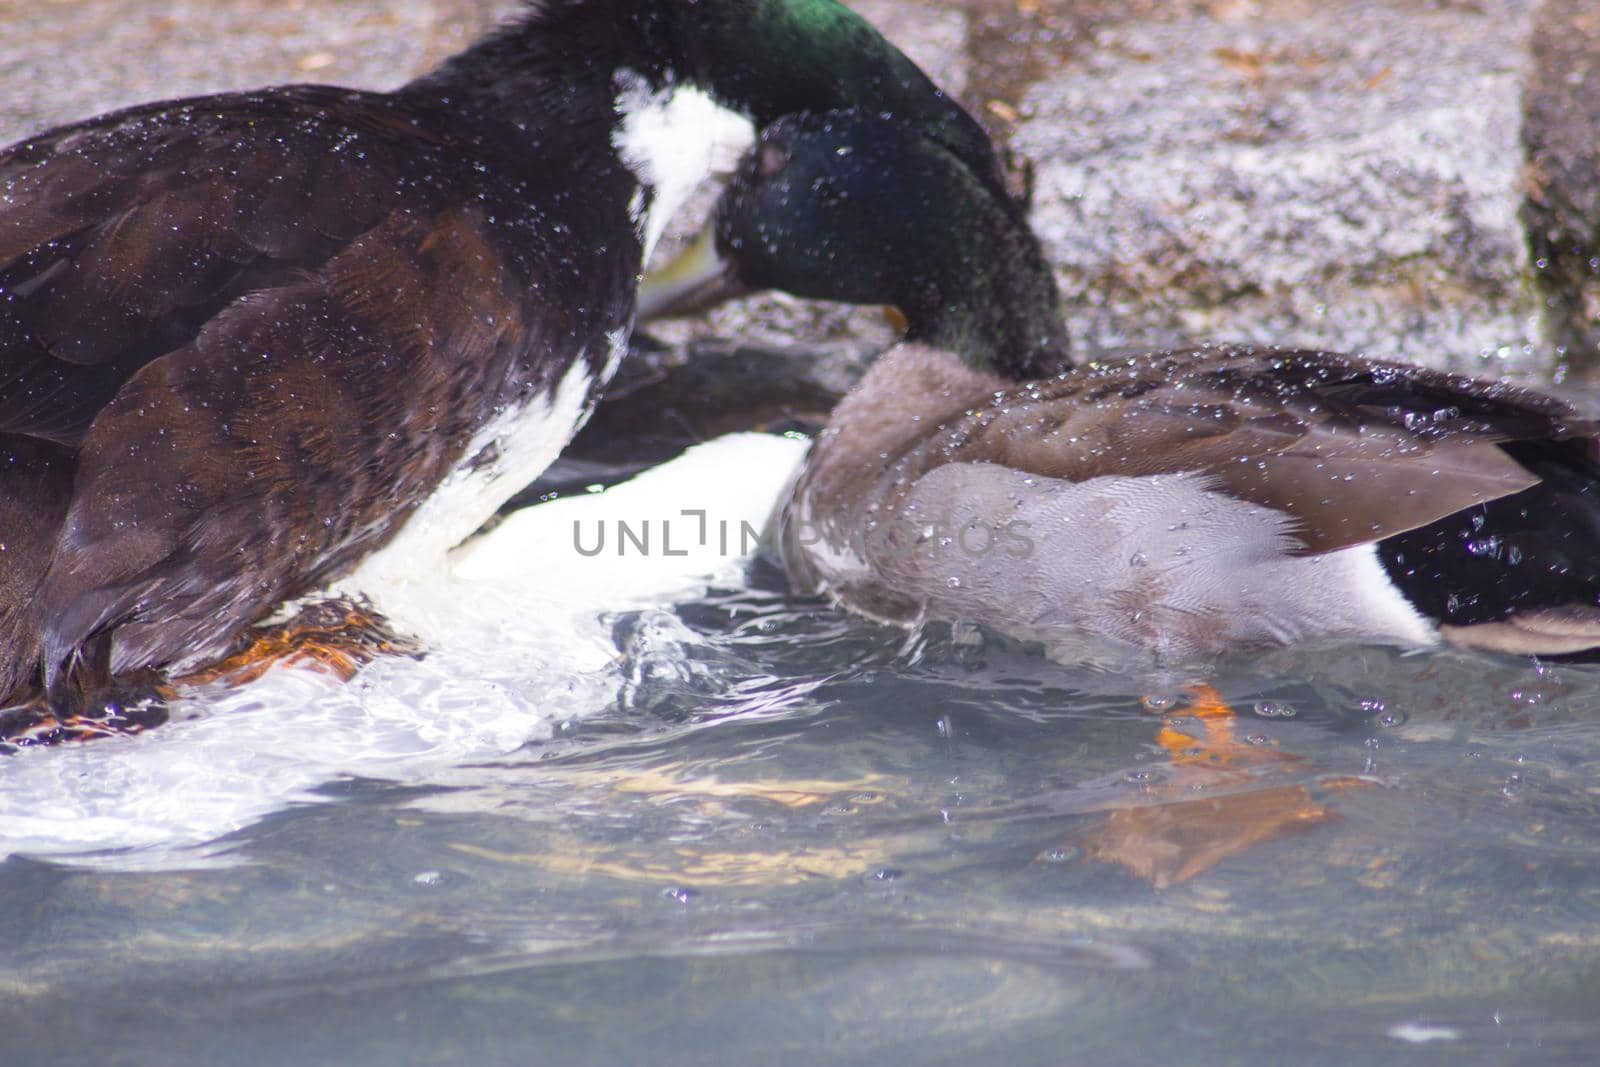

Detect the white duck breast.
xmin=344 ymin=85 xmax=756 ymax=610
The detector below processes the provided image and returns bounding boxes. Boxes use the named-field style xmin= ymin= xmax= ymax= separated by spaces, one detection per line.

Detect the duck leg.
xmin=1078 ymin=684 xmax=1341 ymax=888
xmin=0 ymin=599 xmax=417 ymax=749
xmin=177 ymin=599 xmax=420 ymax=689
xmin=1151 ymin=683 xmax=1283 ymax=770
xmin=0 ymin=648 xmax=168 ymax=748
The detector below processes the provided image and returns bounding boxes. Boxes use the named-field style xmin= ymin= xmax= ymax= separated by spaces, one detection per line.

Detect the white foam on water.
xmin=1386 ymin=1022 xmax=1462 ymax=1044
xmin=0 ymin=433 xmax=811 ymax=868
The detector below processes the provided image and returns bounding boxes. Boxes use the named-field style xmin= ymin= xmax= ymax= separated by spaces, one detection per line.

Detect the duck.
xmin=0 ymin=0 xmax=1004 ymax=715
xmin=642 ymin=110 xmax=1600 ymax=663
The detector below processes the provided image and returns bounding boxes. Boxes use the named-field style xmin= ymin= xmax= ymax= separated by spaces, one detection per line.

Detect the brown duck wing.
xmin=942 ymin=347 xmax=1591 ymax=554
xmin=0 ymin=87 xmax=435 ymax=445
xmin=32 ymin=199 xmax=545 ymax=695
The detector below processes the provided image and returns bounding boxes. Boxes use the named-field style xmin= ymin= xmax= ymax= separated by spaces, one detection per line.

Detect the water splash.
xmin=0 ymin=433 xmax=810 ymax=867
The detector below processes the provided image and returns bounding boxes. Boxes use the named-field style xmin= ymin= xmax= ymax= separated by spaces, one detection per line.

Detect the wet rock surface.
xmin=1525 ymin=0 xmax=1600 ymax=380
xmin=3 ymin=0 xmax=1600 ymax=381
xmin=0 ymin=1 xmax=501 ymax=136
xmin=1011 ymin=0 xmax=1539 ymax=374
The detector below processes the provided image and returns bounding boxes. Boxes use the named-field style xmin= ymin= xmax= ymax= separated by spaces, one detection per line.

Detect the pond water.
xmin=3 ymin=433 xmax=1600 ymax=1066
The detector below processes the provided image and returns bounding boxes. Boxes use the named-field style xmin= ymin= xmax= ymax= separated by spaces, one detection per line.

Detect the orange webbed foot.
xmin=1073 ymin=684 xmax=1353 ymax=887
xmin=179 ymin=599 xmax=420 ymax=689
xmin=1148 ymin=683 xmax=1294 ymax=775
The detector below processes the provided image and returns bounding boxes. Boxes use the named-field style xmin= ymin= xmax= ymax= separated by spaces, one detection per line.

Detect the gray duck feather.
xmin=649 ymin=111 xmax=1600 ymax=662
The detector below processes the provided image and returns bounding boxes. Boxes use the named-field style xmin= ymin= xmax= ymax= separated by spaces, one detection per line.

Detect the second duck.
xmin=648 ymin=111 xmax=1600 ymax=663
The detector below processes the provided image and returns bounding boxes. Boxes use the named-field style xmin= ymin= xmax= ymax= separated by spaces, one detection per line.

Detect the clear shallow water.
xmin=5 ymin=447 xmax=1600 ymax=1064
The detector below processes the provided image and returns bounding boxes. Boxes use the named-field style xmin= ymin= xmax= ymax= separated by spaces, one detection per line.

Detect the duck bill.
xmin=637 ymin=226 xmax=748 ymax=322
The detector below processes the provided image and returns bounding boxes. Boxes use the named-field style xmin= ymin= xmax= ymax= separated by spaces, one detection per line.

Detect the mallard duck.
xmin=645 ymin=111 xmax=1600 ymax=662
xmin=0 ymin=0 xmax=1001 ymax=712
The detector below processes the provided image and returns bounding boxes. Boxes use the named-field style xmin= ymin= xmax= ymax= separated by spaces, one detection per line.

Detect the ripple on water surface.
xmin=4 ymin=434 xmax=1600 ymax=1063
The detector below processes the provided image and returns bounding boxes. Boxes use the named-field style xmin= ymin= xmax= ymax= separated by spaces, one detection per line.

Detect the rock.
xmin=0 ymin=1 xmax=511 ymax=142
xmin=5 ymin=0 xmax=1600 ymax=383
xmin=1007 ymin=0 xmax=1548 ymax=377
xmin=1524 ymin=0 xmax=1600 ymax=381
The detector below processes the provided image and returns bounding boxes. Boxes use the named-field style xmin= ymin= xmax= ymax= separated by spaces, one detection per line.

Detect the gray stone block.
xmin=5 ymin=0 xmax=1600 ymax=383
xmin=1009 ymin=0 xmax=1546 ymax=376
xmin=1525 ymin=0 xmax=1600 ymax=381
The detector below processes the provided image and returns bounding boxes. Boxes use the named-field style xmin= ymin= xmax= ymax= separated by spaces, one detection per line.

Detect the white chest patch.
xmin=337 ymin=328 xmax=630 ymax=627
xmin=330 ymin=77 xmax=753 ymax=632
xmin=611 ymin=70 xmax=756 ymax=262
